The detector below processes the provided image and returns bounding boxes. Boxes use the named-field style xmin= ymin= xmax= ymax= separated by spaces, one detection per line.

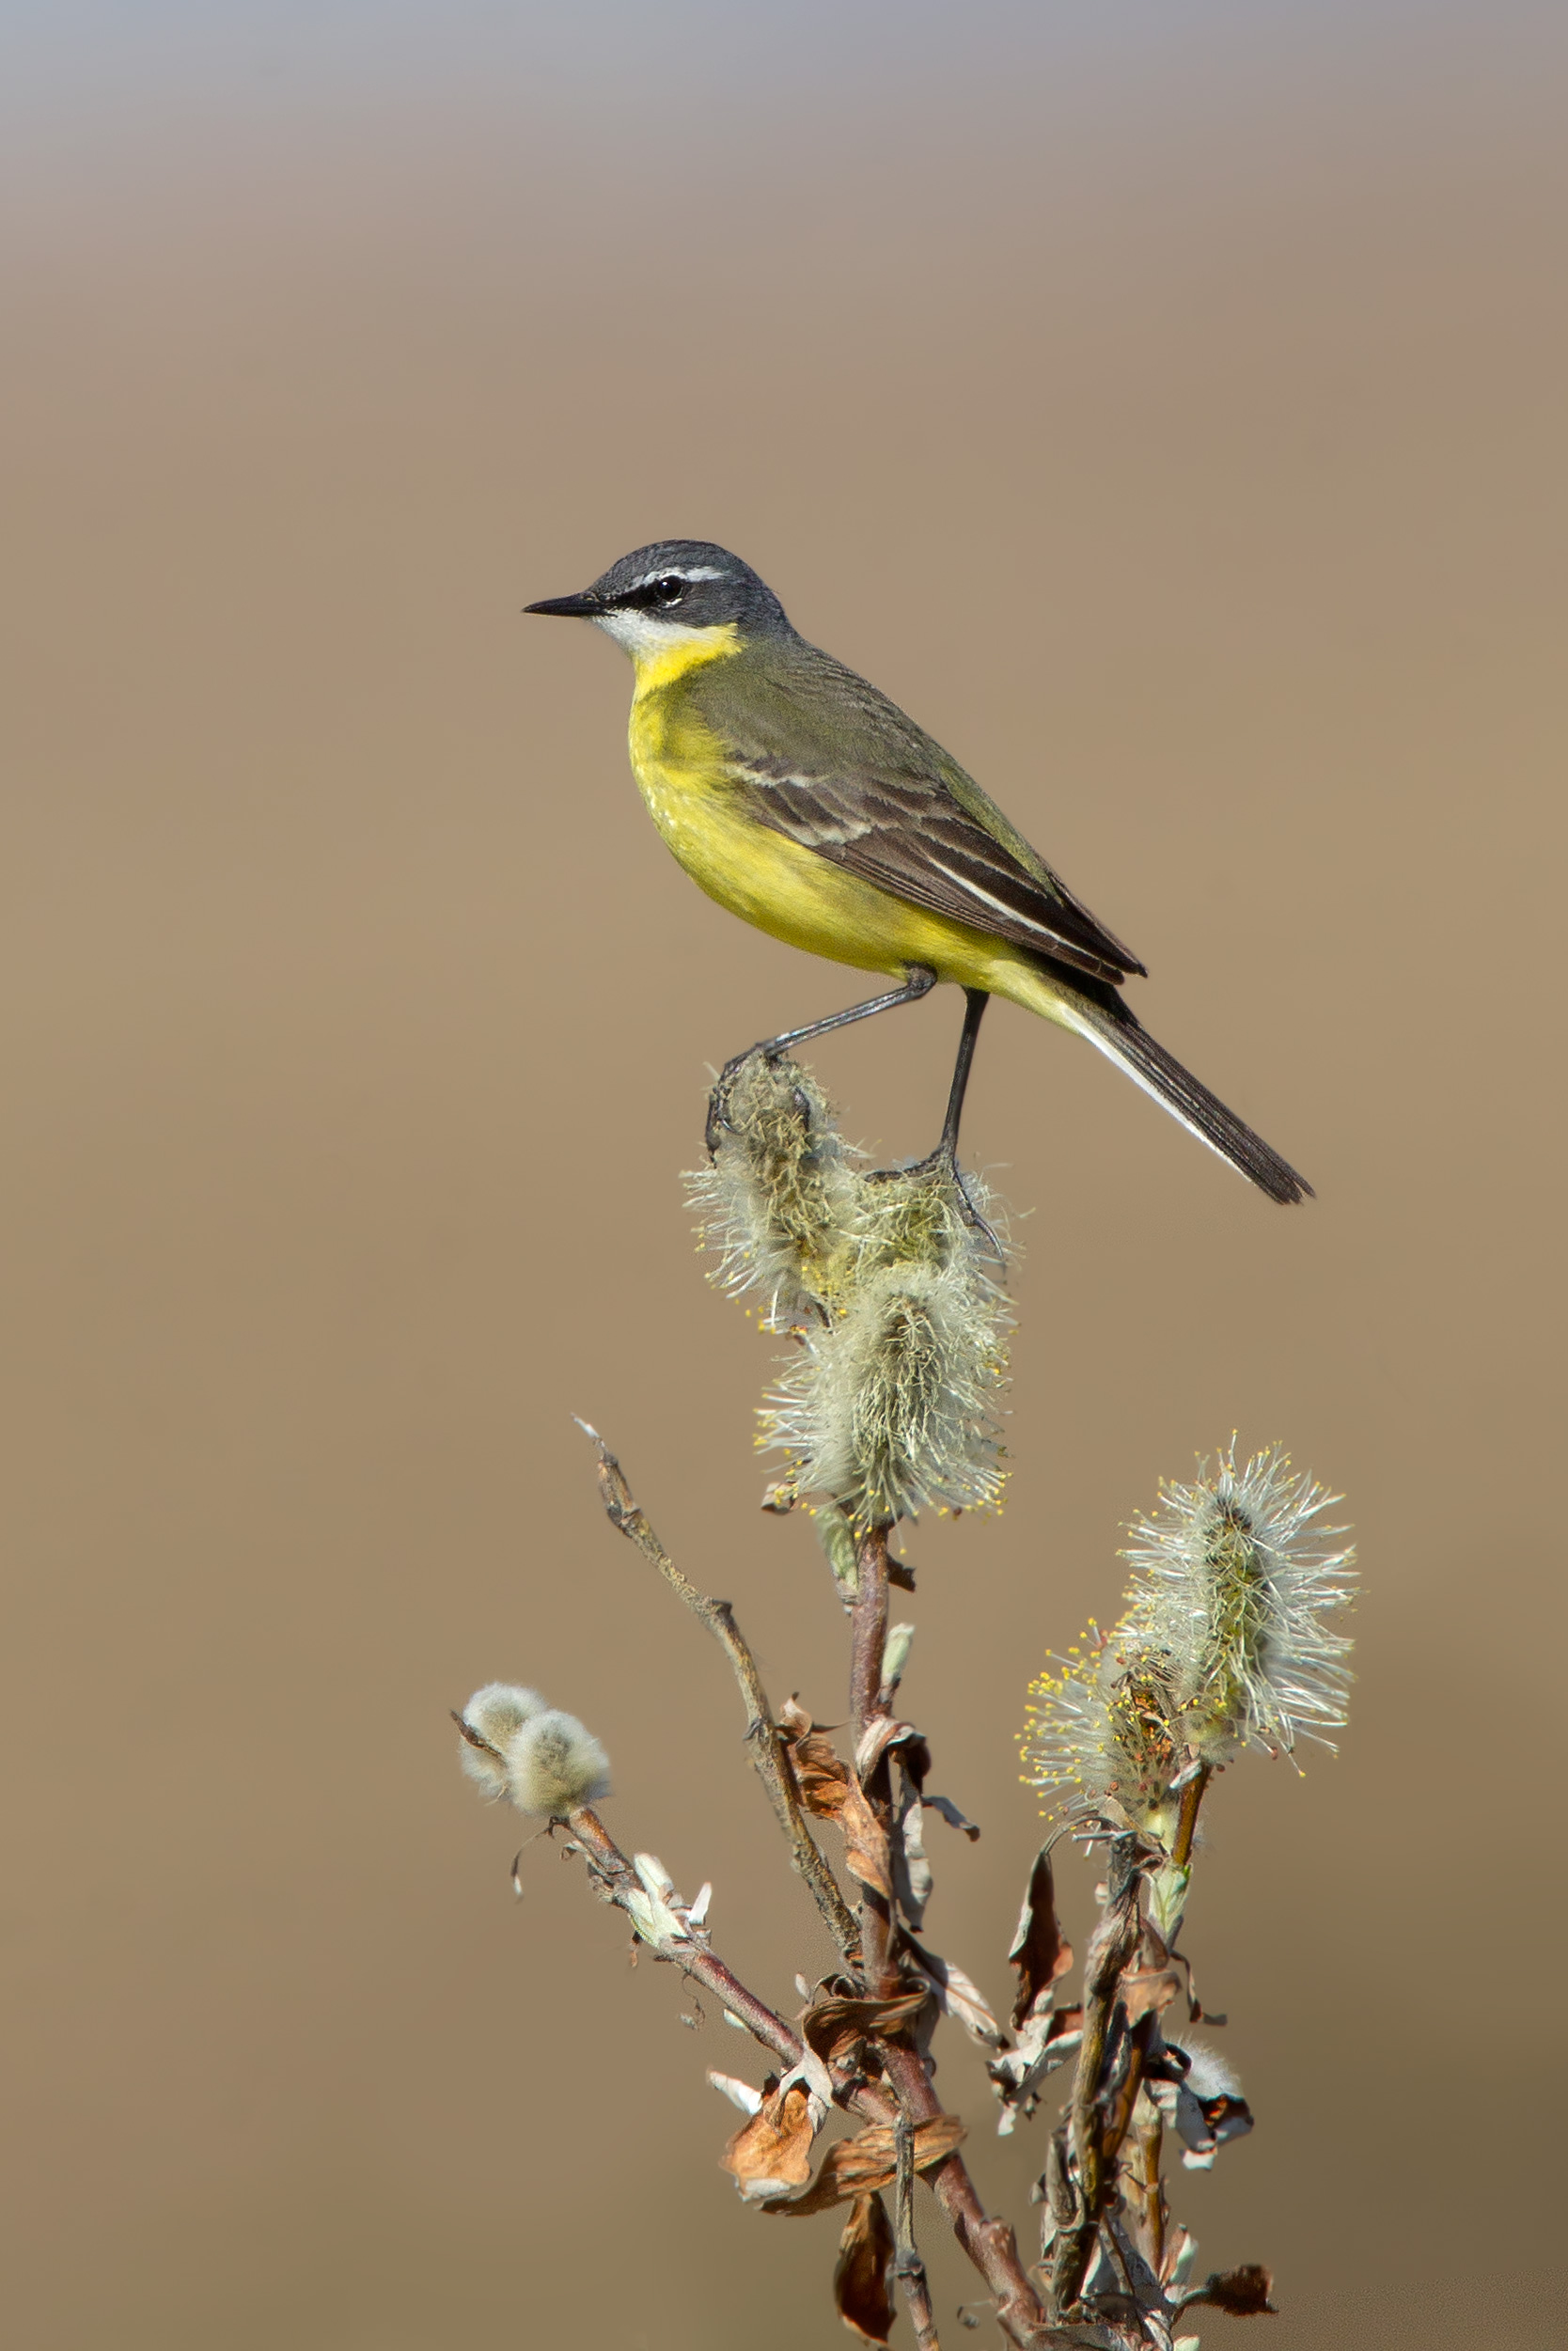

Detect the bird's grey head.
xmin=525 ymin=541 xmax=792 ymax=658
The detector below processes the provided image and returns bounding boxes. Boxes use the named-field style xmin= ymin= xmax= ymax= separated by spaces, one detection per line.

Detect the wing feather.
xmin=735 ymin=755 xmax=1145 ymax=984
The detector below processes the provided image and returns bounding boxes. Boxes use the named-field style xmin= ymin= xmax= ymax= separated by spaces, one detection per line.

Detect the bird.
xmin=525 ymin=541 xmax=1310 ymax=1205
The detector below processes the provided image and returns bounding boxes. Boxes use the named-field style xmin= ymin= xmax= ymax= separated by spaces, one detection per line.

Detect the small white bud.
xmin=881 ymin=1622 xmax=916 ymax=1693
xmin=815 ymin=1503 xmax=860 ymax=1603
xmin=708 ymin=2071 xmax=764 ymax=2116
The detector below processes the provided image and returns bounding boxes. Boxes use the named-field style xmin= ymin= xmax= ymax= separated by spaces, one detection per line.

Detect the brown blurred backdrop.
xmin=3 ymin=7 xmax=1563 ymax=2345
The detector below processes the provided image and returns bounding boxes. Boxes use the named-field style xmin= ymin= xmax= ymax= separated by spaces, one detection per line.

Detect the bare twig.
xmin=562 ymin=1805 xmax=809 ymax=2077
xmin=892 ymin=2112 xmax=943 ymax=2351
xmin=581 ymin=1426 xmax=862 ymax=1964
xmin=881 ymin=2031 xmax=1074 ymax=2349
xmin=849 ymin=1521 xmax=893 ymax=1751
xmin=1052 ymin=1837 xmax=1145 ymax=2314
xmin=1121 ymin=2098 xmax=1167 ymax=2288
xmin=849 ymin=1520 xmax=898 ymax=1997
xmin=846 ymin=1521 xmax=1079 ymax=2351
xmin=1170 ymin=1764 xmax=1210 ymax=1872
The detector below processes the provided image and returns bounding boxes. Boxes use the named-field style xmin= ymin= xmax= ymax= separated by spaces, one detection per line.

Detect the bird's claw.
xmin=705 ymin=1047 xmax=775 ymax=1157
xmin=865 ymin=1142 xmax=1004 ymax=1265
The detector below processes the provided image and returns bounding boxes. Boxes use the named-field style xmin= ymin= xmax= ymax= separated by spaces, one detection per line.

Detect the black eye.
xmin=651 ymin=574 xmax=685 ymax=604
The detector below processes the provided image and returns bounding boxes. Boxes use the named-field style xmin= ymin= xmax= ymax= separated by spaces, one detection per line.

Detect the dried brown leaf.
xmin=720 ymin=2081 xmax=818 ymax=2202
xmin=790 ymin=1728 xmax=853 ymax=1817
xmin=1121 ymin=1964 xmax=1184 ymax=2027
xmin=839 ymin=1779 xmax=892 ymax=1899
xmin=855 ymin=1716 xmax=931 ymax=1784
xmin=1183 ymin=2264 xmax=1278 ymax=2316
xmin=891 ymin=1760 xmax=933 ymax=1927
xmin=988 ymin=2003 xmax=1086 ymax=2133
xmin=903 ymin=1934 xmax=1007 ymax=2051
xmin=764 ymin=2112 xmax=968 ymax=2217
xmin=923 ymin=1792 xmax=981 ymax=1841
xmin=1150 ymin=2078 xmax=1256 ymax=2171
xmin=782 ymin=1710 xmax=892 ymax=1897
xmin=1160 ymin=2221 xmax=1198 ymax=2291
xmin=833 ymin=2192 xmax=896 ymax=2343
xmin=1009 ymin=1845 xmax=1074 ymax=2029
xmin=803 ymin=1987 xmax=929 ymax=2066
xmin=1184 ymin=2092 xmax=1255 ymax=2168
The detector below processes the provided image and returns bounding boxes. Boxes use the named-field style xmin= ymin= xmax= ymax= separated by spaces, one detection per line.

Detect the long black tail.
xmin=1068 ymin=991 xmax=1313 ymax=1204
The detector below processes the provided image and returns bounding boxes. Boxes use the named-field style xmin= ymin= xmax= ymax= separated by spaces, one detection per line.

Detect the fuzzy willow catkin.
xmin=1122 ymin=1442 xmax=1356 ymax=1761
xmin=688 ymin=1054 xmax=1012 ymax=1530
xmin=1019 ymin=1619 xmax=1185 ymax=1844
xmin=1021 ymin=1444 xmax=1357 ymax=1837
xmin=457 ymin=1685 xmax=610 ymax=1817
xmin=763 ymin=1253 xmax=1009 ymax=1528
xmin=686 ymin=1054 xmax=858 ymax=1327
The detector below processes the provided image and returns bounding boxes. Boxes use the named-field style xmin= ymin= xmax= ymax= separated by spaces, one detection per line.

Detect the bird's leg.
xmin=937 ymin=988 xmax=989 ymax=1163
xmin=866 ymin=990 xmax=1002 ymax=1260
xmin=705 ymin=965 xmax=938 ymax=1154
xmin=937 ymin=991 xmax=1003 ymax=1258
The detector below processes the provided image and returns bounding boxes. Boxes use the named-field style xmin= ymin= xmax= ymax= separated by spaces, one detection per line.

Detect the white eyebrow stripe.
xmin=627 ymin=564 xmax=727 ymax=588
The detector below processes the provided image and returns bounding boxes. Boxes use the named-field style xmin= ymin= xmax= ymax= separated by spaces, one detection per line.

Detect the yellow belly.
xmin=627 ymin=681 xmax=1068 ymax=1022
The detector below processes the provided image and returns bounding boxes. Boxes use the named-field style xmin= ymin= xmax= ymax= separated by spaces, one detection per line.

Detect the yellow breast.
xmin=626 ymin=628 xmax=742 ymax=870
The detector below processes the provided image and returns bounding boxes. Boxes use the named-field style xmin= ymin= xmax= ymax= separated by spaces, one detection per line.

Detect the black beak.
xmin=524 ymin=588 xmax=604 ymax=619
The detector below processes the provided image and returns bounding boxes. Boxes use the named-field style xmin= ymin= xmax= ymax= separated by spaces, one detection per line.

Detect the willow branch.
xmin=566 ymin=1533 xmax=1079 ymax=2345
xmin=561 ymin=1804 xmax=813 ymax=2076
xmin=562 ymin=1798 xmax=1084 ymax=2351
xmin=582 ymin=1426 xmax=861 ymax=1964
xmin=875 ymin=2027 xmax=1079 ymax=2349
xmin=849 ymin=1521 xmax=893 ymax=1748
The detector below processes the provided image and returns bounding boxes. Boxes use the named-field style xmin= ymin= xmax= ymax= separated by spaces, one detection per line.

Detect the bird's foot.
xmin=704 ymin=1042 xmax=794 ymax=1157
xmin=863 ymin=1140 xmax=1005 ymax=1265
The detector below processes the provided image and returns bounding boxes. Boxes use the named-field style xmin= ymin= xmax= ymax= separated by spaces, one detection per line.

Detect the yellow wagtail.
xmin=527 ymin=541 xmax=1310 ymax=1204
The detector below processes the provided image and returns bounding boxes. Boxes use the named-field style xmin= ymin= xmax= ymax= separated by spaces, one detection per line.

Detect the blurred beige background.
xmin=3 ymin=7 xmax=1563 ymax=2345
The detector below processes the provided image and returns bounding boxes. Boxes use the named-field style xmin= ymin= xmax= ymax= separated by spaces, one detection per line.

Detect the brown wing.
xmin=736 ymin=755 xmax=1146 ymax=986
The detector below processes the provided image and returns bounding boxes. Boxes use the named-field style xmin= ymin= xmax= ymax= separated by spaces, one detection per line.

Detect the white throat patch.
xmin=593 ymin=609 xmax=727 ymax=663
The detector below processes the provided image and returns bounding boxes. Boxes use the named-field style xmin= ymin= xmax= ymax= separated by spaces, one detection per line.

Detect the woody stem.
xmin=563 ymin=1806 xmax=808 ymax=2076
xmin=585 ymin=1429 xmax=861 ymax=1964
xmin=849 ymin=1521 xmax=899 ymax=1998
xmin=849 ymin=1528 xmax=1077 ymax=2349
xmin=1170 ymin=1764 xmax=1212 ymax=1872
xmin=894 ymin=2113 xmax=943 ymax=2351
xmin=1052 ymin=1837 xmax=1145 ymax=2314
